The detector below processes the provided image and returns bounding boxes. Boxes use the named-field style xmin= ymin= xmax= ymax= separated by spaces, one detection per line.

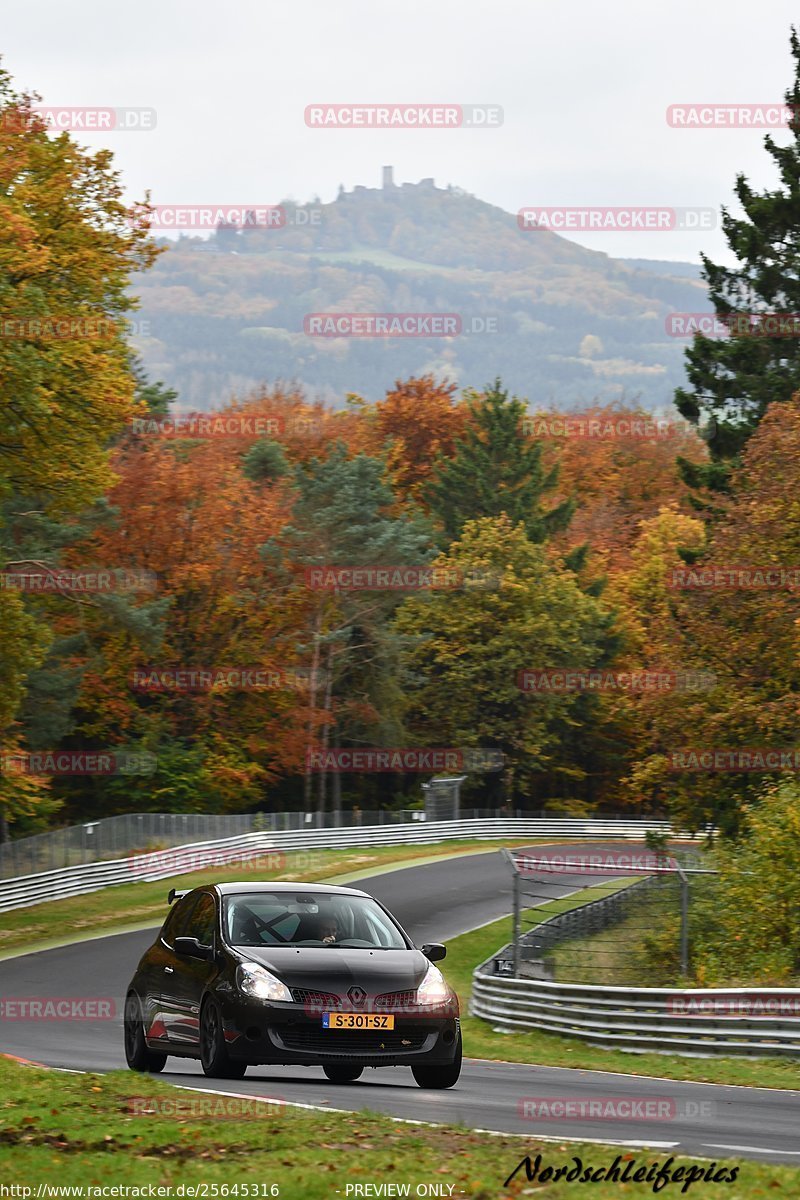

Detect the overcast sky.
xmin=3 ymin=0 xmax=798 ymax=262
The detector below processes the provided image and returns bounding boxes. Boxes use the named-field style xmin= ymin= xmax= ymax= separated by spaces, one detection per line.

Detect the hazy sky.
xmin=3 ymin=0 xmax=798 ymax=262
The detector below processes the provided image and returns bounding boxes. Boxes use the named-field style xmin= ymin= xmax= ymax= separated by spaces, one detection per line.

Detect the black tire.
xmin=323 ymin=1064 xmax=364 ymax=1083
xmin=124 ymin=993 xmax=168 ymax=1074
xmin=411 ymin=1031 xmax=462 ymax=1090
xmin=200 ymin=997 xmax=247 ymax=1079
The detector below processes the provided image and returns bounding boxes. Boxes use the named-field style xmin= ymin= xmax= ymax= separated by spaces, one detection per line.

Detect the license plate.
xmin=322 ymin=1012 xmax=394 ymax=1030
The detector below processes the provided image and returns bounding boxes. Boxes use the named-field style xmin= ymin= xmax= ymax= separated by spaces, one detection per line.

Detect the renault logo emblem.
xmin=347 ymin=986 xmax=367 ymax=1007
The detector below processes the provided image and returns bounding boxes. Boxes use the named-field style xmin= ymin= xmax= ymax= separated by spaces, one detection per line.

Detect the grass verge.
xmin=0 ymin=1056 xmax=793 ymax=1198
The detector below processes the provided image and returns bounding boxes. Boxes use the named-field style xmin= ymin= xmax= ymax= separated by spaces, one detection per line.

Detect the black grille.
xmin=375 ymin=990 xmax=417 ymax=1009
xmin=290 ymin=988 xmax=341 ymax=1008
xmin=277 ymin=1028 xmax=428 ymax=1054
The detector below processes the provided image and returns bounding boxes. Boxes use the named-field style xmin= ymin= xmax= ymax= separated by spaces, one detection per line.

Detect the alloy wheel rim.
xmin=201 ymin=1004 xmax=219 ymax=1065
xmin=124 ymin=997 xmax=139 ymax=1057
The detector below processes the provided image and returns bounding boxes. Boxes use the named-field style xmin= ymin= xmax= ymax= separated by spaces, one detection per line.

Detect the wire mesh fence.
xmin=0 ymin=806 xmax=527 ymax=880
xmin=502 ymin=847 xmax=718 ymax=987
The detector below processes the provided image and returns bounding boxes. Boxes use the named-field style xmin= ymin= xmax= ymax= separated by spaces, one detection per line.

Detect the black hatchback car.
xmin=124 ymin=882 xmax=461 ymax=1088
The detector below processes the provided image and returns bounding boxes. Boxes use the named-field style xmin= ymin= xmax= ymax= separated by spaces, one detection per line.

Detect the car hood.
xmin=235 ymin=946 xmax=433 ymax=992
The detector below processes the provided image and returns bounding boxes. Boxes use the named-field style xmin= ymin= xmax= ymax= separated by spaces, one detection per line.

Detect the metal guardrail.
xmin=471 ymin=856 xmax=795 ymax=1057
xmin=0 ymin=817 xmax=688 ymax=913
xmin=0 ymin=808 xmax=456 ymax=879
xmin=0 ymin=808 xmax=679 ymax=880
xmin=470 ymin=970 xmax=800 ymax=1057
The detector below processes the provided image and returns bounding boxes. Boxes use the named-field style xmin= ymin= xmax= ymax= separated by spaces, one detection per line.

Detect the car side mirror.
xmin=422 ymin=943 xmax=446 ymax=962
xmin=174 ymin=936 xmax=213 ymax=961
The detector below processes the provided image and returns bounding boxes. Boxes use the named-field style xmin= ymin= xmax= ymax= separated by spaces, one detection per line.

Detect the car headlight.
xmin=415 ymin=962 xmax=450 ymax=1006
xmin=236 ymin=962 xmax=292 ymax=1003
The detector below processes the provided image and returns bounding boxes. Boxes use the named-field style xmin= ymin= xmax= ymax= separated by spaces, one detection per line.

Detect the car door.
xmin=167 ymin=891 xmax=219 ymax=1047
xmin=143 ymin=892 xmax=202 ymax=1045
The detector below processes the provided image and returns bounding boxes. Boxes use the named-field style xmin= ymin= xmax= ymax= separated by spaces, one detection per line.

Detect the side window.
xmin=161 ymin=894 xmax=199 ymax=947
xmin=186 ymin=893 xmax=217 ymax=947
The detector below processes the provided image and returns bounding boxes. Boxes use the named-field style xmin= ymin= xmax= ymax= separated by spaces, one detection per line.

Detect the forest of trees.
xmin=3 ymin=37 xmax=800 ymax=876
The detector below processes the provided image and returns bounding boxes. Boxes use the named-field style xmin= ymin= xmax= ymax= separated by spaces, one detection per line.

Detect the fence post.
xmin=676 ymin=864 xmax=689 ymax=976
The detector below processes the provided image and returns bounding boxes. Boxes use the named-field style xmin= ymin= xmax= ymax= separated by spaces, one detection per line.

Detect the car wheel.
xmin=124 ymin=993 xmax=167 ymax=1073
xmin=200 ymin=997 xmax=247 ymax=1079
xmin=323 ymin=1065 xmax=364 ymax=1083
xmin=411 ymin=1031 xmax=462 ymax=1090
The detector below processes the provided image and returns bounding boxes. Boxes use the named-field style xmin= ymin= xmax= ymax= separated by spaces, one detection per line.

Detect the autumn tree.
xmin=373 ymin=375 xmax=468 ymax=498
xmin=528 ymin=405 xmax=707 ymax=573
xmin=691 ymin=780 xmax=800 ymax=984
xmin=0 ymin=70 xmax=156 ymax=507
xmin=0 ymin=64 xmax=157 ymax=836
xmin=395 ymin=515 xmax=617 ymax=809
xmin=61 ymin=427 xmax=314 ymax=819
xmin=616 ymin=395 xmax=800 ymax=832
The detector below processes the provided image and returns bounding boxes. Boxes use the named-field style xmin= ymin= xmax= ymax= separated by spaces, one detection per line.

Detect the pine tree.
xmin=675 ymin=27 xmax=800 ymax=491
xmin=424 ymin=380 xmax=574 ymax=542
xmin=263 ymin=445 xmax=434 ymax=820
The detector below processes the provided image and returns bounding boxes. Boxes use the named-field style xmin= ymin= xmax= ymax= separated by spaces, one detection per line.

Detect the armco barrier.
xmin=471 ymin=957 xmax=800 ymax=1058
xmin=0 ymin=817 xmax=690 ymax=913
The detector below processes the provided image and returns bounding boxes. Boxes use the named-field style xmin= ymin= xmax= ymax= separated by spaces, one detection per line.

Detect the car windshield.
xmin=223 ymin=892 xmax=408 ymax=950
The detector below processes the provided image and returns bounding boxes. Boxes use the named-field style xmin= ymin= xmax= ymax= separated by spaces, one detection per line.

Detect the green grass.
xmin=0 ymin=839 xmax=548 ymax=958
xmin=545 ymin=880 xmax=680 ymax=986
xmin=441 ymin=908 xmax=800 ymax=1090
xmin=307 ymin=246 xmax=452 ymax=273
xmin=0 ymin=1056 xmax=794 ymax=1198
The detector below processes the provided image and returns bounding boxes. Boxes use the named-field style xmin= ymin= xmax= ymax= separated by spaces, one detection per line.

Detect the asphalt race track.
xmin=2 ymin=845 xmax=800 ymax=1166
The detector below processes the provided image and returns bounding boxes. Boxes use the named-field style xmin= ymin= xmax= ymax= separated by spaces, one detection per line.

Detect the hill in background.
xmin=132 ymin=169 xmax=708 ymax=411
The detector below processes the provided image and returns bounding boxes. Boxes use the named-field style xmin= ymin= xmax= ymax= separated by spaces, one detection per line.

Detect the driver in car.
xmin=315 ymin=914 xmax=339 ymax=944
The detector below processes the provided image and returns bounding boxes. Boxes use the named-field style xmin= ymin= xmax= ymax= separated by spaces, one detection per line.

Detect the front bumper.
xmin=220 ymin=997 xmax=460 ymax=1067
